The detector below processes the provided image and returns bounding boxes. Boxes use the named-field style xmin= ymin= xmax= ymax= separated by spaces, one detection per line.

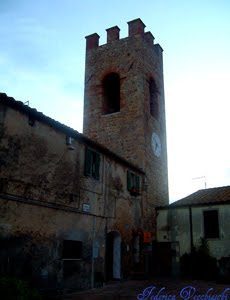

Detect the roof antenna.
xmin=192 ymin=176 xmax=207 ymax=189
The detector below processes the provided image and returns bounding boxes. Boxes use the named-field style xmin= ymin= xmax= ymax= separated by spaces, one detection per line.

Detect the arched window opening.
xmin=103 ymin=73 xmax=120 ymax=114
xmin=149 ymin=78 xmax=159 ymax=120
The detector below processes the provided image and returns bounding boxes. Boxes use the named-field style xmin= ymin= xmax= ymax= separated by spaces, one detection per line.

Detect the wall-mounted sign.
xmin=82 ymin=203 xmax=90 ymax=213
xmin=143 ymin=231 xmax=152 ymax=243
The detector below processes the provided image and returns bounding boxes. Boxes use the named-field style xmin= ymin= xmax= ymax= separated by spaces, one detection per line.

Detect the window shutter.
xmin=84 ymin=147 xmax=91 ymax=176
xmin=95 ymin=153 xmax=100 ymax=180
xmin=135 ymin=175 xmax=140 ymax=191
xmin=127 ymin=171 xmax=131 ymax=190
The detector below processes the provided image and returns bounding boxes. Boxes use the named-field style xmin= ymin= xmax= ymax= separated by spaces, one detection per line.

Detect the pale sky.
xmin=1 ymin=0 xmax=230 ymax=202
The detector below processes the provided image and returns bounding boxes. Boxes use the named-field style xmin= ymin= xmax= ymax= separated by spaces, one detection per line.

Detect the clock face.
xmin=151 ymin=132 xmax=161 ymax=157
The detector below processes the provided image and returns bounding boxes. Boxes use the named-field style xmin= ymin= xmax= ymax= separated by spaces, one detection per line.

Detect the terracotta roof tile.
xmin=170 ymin=185 xmax=230 ymax=207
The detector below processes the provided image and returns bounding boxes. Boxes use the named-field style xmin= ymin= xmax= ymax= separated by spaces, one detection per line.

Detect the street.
xmin=56 ymin=278 xmax=230 ymax=300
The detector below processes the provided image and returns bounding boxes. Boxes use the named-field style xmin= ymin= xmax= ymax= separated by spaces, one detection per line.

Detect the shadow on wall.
xmin=0 ymin=232 xmax=60 ymax=290
xmin=180 ymin=238 xmax=230 ymax=283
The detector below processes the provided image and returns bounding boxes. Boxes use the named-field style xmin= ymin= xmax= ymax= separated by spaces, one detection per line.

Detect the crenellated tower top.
xmin=85 ymin=18 xmax=161 ymax=52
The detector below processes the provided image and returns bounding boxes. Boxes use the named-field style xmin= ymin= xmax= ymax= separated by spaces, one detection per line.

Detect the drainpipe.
xmin=189 ymin=206 xmax=194 ymax=253
xmin=91 ymin=215 xmax=96 ymax=289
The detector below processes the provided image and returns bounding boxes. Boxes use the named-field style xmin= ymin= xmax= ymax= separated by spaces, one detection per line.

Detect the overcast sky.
xmin=1 ymin=0 xmax=230 ymax=202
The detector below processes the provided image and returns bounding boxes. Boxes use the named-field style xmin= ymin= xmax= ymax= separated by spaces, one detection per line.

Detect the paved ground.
xmin=57 ymin=278 xmax=230 ymax=300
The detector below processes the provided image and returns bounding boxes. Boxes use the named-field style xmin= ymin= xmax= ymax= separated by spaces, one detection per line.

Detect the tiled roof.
xmin=170 ymin=185 xmax=230 ymax=207
xmin=0 ymin=92 xmax=144 ymax=174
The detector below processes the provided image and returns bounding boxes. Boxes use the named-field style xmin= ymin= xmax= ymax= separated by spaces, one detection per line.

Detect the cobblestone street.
xmin=56 ymin=278 xmax=230 ymax=300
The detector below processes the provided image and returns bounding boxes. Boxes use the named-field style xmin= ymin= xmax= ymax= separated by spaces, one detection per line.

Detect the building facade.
xmin=0 ymin=18 xmax=169 ymax=292
xmin=156 ymin=186 xmax=230 ymax=278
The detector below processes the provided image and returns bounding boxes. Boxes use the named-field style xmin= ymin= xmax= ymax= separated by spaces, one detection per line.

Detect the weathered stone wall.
xmin=0 ymin=102 xmax=145 ymax=289
xmin=192 ymin=205 xmax=230 ymax=259
xmin=157 ymin=205 xmax=230 ymax=258
xmin=0 ymin=201 xmax=98 ymax=290
xmin=83 ymin=20 xmax=169 ymax=231
xmin=0 ymin=107 xmax=80 ymax=206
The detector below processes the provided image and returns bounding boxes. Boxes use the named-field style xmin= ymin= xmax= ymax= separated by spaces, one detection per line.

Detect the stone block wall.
xmin=83 ymin=19 xmax=169 ymax=230
xmin=0 ymin=98 xmax=145 ymax=290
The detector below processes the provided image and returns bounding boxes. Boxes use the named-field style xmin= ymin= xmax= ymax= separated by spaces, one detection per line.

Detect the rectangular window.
xmin=62 ymin=240 xmax=82 ymax=259
xmin=203 ymin=210 xmax=219 ymax=239
xmin=0 ymin=178 xmax=8 ymax=193
xmin=84 ymin=147 xmax=100 ymax=180
xmin=127 ymin=170 xmax=140 ymax=196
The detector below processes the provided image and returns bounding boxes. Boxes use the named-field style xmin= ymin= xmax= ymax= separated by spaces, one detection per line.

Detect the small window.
xmin=102 ymin=73 xmax=120 ymax=114
xmin=203 ymin=210 xmax=219 ymax=239
xmin=127 ymin=171 xmax=140 ymax=196
xmin=149 ymin=78 xmax=159 ymax=119
xmin=62 ymin=240 xmax=82 ymax=259
xmin=84 ymin=147 xmax=100 ymax=180
xmin=66 ymin=136 xmax=73 ymax=146
xmin=0 ymin=178 xmax=8 ymax=193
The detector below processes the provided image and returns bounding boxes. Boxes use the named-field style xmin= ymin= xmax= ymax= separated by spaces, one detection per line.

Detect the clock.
xmin=151 ymin=132 xmax=161 ymax=157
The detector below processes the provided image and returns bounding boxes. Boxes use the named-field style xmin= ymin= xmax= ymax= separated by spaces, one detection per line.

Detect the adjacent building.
xmin=156 ymin=186 xmax=230 ymax=277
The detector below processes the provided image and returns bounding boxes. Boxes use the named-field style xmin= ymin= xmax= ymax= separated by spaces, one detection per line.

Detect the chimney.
xmin=127 ymin=18 xmax=146 ymax=37
xmin=85 ymin=33 xmax=100 ymax=51
xmin=106 ymin=26 xmax=120 ymax=43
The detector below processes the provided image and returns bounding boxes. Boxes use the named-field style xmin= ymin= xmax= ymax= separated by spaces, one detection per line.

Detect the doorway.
xmin=106 ymin=231 xmax=121 ymax=280
xmin=155 ymin=242 xmax=172 ymax=275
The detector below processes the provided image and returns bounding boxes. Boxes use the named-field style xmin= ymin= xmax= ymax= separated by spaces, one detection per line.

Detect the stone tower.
xmin=83 ymin=19 xmax=169 ymax=226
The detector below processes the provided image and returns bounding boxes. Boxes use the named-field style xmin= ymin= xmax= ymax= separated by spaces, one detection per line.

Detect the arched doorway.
xmin=106 ymin=231 xmax=121 ymax=280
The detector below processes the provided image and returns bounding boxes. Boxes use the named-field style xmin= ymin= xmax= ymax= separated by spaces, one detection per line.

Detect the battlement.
xmin=85 ymin=18 xmax=157 ymax=51
xmin=127 ymin=18 xmax=145 ymax=36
